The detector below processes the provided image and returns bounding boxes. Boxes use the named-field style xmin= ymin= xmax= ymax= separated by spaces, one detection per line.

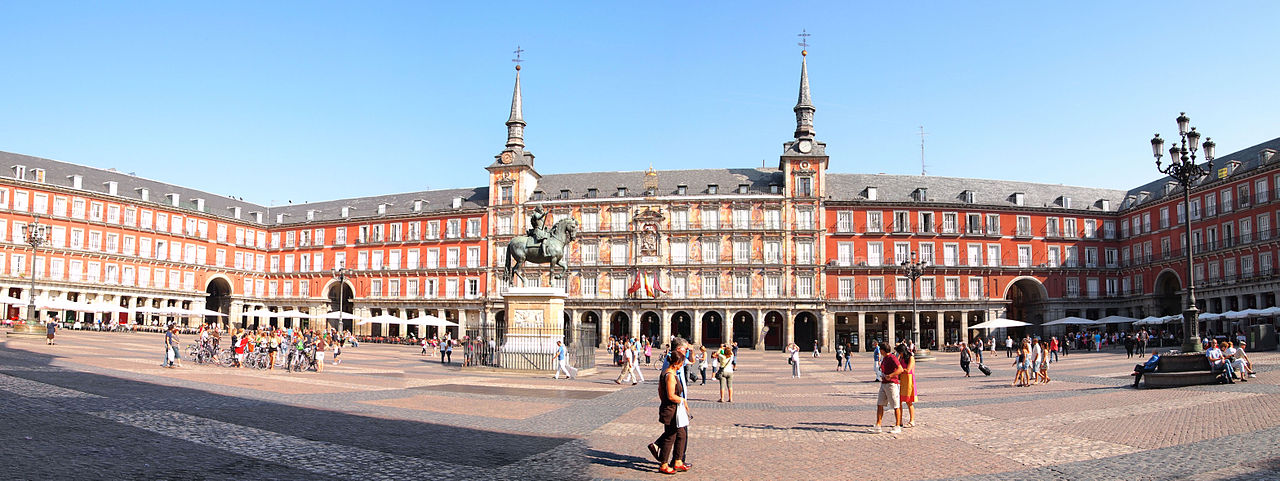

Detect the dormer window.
xmin=12 ymin=165 xmax=25 ymax=180
xmin=413 ymin=200 xmax=423 ymax=212
xmin=1165 ymin=182 xmax=1178 ymax=194
xmin=617 ymin=187 xmax=627 ymax=197
xmin=532 ymin=191 xmax=544 ymax=201
xmin=738 ymin=184 xmax=749 ymax=194
xmin=306 ymin=210 xmax=317 ymax=221
xmin=1059 ymin=196 xmax=1073 ymax=209
xmin=69 ymin=175 xmax=83 ymax=189
xmin=560 ymin=189 xmax=570 ymax=200
xmin=253 ymin=211 xmax=264 ymax=224
xmin=230 ymin=206 xmax=242 ymax=219
xmin=769 ymin=184 xmax=780 ymax=194
xmin=166 ymin=193 xmax=180 ymax=207
xmin=104 ymin=181 xmax=118 ymax=196
xmin=276 ymin=213 xmax=285 ymax=224
xmin=912 ymin=188 xmax=928 ymax=202
xmin=1260 ymin=148 xmax=1277 ymax=164
xmin=31 ymin=169 xmax=45 ymax=183
xmin=587 ymin=188 xmax=598 ymax=198
xmin=136 ymin=187 xmax=149 ymax=202
xmin=341 ymin=206 xmax=351 ymax=218
xmin=707 ymin=184 xmax=718 ymax=195
xmin=193 ymin=198 xmax=205 ymax=212
xmin=1099 ymin=199 xmax=1111 ymax=211
xmin=377 ymin=203 xmax=388 ymax=215
xmin=1012 ymin=192 xmax=1025 ymax=206
xmin=452 ymin=197 xmax=462 ymax=209
xmin=866 ymin=187 xmax=878 ymax=201
xmin=961 ymin=190 xmax=975 ymax=204
xmin=645 ymin=186 xmax=656 ymax=196
xmin=676 ymin=185 xmax=687 ymax=195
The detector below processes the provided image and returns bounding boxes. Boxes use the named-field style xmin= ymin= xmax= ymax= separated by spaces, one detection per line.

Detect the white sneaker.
xmin=889 ymin=426 xmax=902 ymax=434
xmin=1250 ymin=373 xmax=1257 ymax=378
xmin=869 ymin=425 xmax=882 ymax=433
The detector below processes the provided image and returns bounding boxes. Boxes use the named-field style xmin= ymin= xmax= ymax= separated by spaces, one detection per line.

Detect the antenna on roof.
xmin=919 ymin=125 xmax=929 ymax=176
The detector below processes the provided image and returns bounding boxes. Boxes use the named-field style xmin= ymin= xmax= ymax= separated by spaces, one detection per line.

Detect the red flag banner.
xmin=627 ymin=272 xmax=642 ymax=296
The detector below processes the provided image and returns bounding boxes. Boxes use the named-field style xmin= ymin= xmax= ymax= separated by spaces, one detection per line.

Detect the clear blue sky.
xmin=1 ymin=1 xmax=1276 ymax=206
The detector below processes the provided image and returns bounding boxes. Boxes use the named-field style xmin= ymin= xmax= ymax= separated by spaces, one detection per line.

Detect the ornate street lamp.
xmin=1151 ymin=112 xmax=1216 ymax=353
xmin=900 ymin=250 xmax=927 ymax=353
xmin=331 ymin=267 xmax=352 ymax=331
xmin=22 ymin=217 xmax=49 ymax=331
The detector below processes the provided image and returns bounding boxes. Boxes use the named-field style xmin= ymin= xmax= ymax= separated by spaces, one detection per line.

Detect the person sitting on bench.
xmin=1132 ymin=349 xmax=1161 ymax=388
xmin=1206 ymin=341 xmax=1235 ymax=384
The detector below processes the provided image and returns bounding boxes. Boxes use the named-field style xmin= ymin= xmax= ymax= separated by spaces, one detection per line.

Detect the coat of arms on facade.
xmin=632 ymin=208 xmax=665 ymax=259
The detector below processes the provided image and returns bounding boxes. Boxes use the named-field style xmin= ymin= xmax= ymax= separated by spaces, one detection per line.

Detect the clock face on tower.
xmin=797 ymin=140 xmax=812 ymax=153
xmin=500 ymin=151 xmax=514 ymax=164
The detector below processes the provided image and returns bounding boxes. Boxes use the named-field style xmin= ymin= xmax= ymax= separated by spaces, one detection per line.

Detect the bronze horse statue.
xmin=504 ymin=218 xmax=578 ymax=286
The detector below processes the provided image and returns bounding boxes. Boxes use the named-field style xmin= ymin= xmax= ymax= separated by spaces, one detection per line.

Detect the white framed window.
xmin=701 ymin=275 xmax=718 ymax=298
xmin=868 ymin=277 xmax=883 ymax=301
xmin=1017 ymin=245 xmax=1031 ymax=267
xmin=765 ymin=275 xmax=781 ymax=298
xmin=733 ymin=239 xmax=750 ymax=264
xmin=986 ymin=244 xmax=1001 ymax=267
xmin=700 ymin=239 xmax=718 ymax=264
xmin=667 ymin=241 xmax=683 ymax=264
xmin=867 ymin=242 xmax=883 ymax=266
xmin=733 ymin=275 xmax=749 ymax=298
xmin=733 ymin=208 xmax=750 ymax=229
xmin=612 ymin=242 xmax=628 ymax=265
xmin=797 ymin=276 xmax=814 ymax=298
xmin=836 ymin=211 xmax=853 ymax=233
xmin=671 ymin=275 xmax=687 ymax=299
xmin=919 ymin=277 xmax=935 ymax=300
xmin=945 ymin=277 xmax=959 ymax=300
xmin=838 ymin=277 xmax=854 ymax=300
xmin=701 ymin=207 xmax=719 ymax=229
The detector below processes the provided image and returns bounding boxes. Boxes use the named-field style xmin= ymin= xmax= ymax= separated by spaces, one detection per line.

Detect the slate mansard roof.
xmin=4 ymin=136 xmax=1278 ymax=226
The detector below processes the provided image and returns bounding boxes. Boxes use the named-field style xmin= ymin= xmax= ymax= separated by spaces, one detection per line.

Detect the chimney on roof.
xmin=166 ymin=193 xmax=180 ymax=208
xmin=136 ymin=187 xmax=149 ymax=202
xmin=104 ymin=181 xmax=118 ymax=196
xmin=68 ymin=175 xmax=83 ymax=189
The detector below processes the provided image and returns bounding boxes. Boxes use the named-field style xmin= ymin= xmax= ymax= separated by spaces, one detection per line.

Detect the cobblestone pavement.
xmin=3 ymin=331 xmax=1279 ymax=480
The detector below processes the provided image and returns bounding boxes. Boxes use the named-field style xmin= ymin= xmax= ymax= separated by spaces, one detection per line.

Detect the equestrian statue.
xmin=504 ymin=206 xmax=578 ymax=286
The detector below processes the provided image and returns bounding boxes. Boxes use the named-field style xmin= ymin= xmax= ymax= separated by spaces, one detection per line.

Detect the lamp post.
xmin=900 ymin=250 xmax=927 ymax=353
xmin=1151 ymin=112 xmax=1216 ymax=353
xmin=331 ymin=267 xmax=352 ymax=331
xmin=22 ymin=217 xmax=49 ymax=331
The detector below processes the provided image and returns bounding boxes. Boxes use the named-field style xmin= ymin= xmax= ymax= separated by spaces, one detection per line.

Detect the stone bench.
xmin=1140 ymin=353 xmax=1223 ymax=389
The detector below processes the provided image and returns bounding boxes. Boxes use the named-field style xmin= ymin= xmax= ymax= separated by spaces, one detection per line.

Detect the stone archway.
xmin=581 ymin=311 xmax=601 ymax=347
xmin=732 ymin=311 xmax=755 ymax=348
xmin=326 ymin=281 xmax=356 ymax=332
xmin=1005 ymin=277 xmax=1047 ymax=337
xmin=701 ymin=311 xmax=723 ymax=347
xmin=1155 ymin=269 xmax=1183 ymax=316
xmin=670 ymin=311 xmax=692 ymax=340
xmin=763 ymin=311 xmax=784 ymax=350
xmin=204 ymin=277 xmax=232 ymax=328
xmin=793 ymin=312 xmax=819 ymax=350
xmin=610 ymin=311 xmax=631 ymax=340
xmin=640 ymin=311 xmax=661 ymax=341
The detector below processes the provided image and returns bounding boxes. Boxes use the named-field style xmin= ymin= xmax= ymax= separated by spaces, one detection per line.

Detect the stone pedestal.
xmin=499 ymin=286 xmax=566 ymax=370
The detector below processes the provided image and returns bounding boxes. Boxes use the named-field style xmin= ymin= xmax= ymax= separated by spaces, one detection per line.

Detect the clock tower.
xmin=487 ymin=57 xmax=542 ymax=288
xmin=779 ymin=47 xmax=827 ymax=198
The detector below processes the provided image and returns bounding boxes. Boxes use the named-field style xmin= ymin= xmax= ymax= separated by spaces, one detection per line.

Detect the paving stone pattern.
xmin=2 ymin=331 xmax=1279 ymax=480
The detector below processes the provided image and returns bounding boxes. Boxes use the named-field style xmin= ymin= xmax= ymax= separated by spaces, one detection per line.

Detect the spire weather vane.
xmin=797 ymin=29 xmax=811 ymax=53
xmin=512 ymin=45 xmax=524 ymax=69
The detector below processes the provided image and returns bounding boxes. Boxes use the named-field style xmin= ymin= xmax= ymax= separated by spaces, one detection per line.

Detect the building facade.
xmin=1 ymin=51 xmax=1277 ymax=351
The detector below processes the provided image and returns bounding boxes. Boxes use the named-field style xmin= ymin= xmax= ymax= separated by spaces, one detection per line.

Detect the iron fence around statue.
xmin=464 ymin=324 xmax=596 ymax=371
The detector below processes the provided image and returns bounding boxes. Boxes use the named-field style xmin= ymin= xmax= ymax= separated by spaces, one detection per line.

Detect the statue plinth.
xmin=499 ymin=287 xmax=567 ymax=370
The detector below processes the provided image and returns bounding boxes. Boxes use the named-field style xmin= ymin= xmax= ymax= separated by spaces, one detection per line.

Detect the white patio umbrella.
xmin=192 ymin=308 xmax=228 ymax=317
xmin=1198 ymin=312 xmax=1226 ymax=321
xmin=241 ymin=307 xmax=275 ymax=317
xmin=1042 ymin=316 xmax=1098 ymax=326
xmin=0 ymin=293 xmax=26 ymax=305
xmin=357 ymin=314 xmax=404 ymax=326
xmin=968 ymin=318 xmax=1031 ymax=330
xmin=1135 ymin=316 xmax=1168 ymax=326
xmin=1258 ymin=306 xmax=1280 ymax=317
xmin=323 ymin=311 xmax=360 ymax=320
xmin=416 ymin=313 xmax=459 ymax=327
xmin=1225 ymin=309 xmax=1262 ymax=320
xmin=1095 ymin=315 xmax=1139 ymax=324
xmin=87 ymin=303 xmax=133 ymax=313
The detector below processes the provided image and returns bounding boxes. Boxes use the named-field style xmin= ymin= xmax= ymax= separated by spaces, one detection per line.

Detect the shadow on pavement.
xmin=0 ymin=340 xmax=580 ymax=480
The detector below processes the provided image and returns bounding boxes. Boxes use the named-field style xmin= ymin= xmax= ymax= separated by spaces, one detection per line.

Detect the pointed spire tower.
xmin=780 ymin=31 xmax=827 ymax=196
xmin=489 ymin=46 xmax=540 ymax=207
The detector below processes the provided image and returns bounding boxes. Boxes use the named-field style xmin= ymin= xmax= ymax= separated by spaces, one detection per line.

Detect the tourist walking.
xmin=616 ymin=342 xmax=637 ymax=385
xmin=1038 ymin=340 xmax=1051 ymax=383
xmin=835 ymin=345 xmax=845 ymax=371
xmin=715 ymin=344 xmax=734 ymax=402
xmin=45 ymin=317 xmax=58 ymax=345
xmin=1012 ymin=341 xmax=1029 ymax=387
xmin=1006 ymin=336 xmax=1014 ymax=357
xmin=959 ymin=343 xmax=972 ymax=377
xmin=697 ymin=346 xmax=708 ymax=385
xmin=842 ymin=343 xmax=853 ymax=371
xmin=647 ymin=342 xmax=692 ymax=474
xmin=631 ymin=343 xmax=647 ymax=384
xmin=1124 ymin=334 xmax=1136 ymax=359
xmin=897 ymin=344 xmax=917 ymax=427
xmin=314 ymin=335 xmax=327 ymax=372
xmin=787 ymin=342 xmax=801 ymax=378
xmin=554 ymin=340 xmax=576 ymax=379
xmin=163 ymin=325 xmax=177 ymax=368
xmin=813 ymin=340 xmax=820 ymax=357
xmin=873 ymin=342 xmax=883 ymax=382
xmin=871 ymin=342 xmax=904 ymax=434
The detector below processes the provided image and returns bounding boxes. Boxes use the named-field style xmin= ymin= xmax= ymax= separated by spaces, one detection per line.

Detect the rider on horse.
xmin=528 ymin=206 xmax=549 ymax=248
